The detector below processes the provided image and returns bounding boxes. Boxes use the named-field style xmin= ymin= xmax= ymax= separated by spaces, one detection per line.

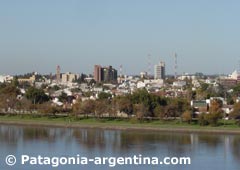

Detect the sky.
xmin=0 ymin=0 xmax=240 ymax=76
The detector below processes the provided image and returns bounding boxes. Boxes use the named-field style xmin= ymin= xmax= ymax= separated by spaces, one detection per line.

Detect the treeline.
xmin=0 ymin=82 xmax=190 ymax=119
xmin=72 ymin=90 xmax=239 ymax=127
xmin=1 ymin=82 xmax=240 ymax=127
xmin=0 ymin=83 xmax=49 ymax=113
xmin=72 ymin=88 xmax=190 ymax=120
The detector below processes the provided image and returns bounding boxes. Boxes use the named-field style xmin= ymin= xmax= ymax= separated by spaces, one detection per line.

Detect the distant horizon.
xmin=1 ymin=67 xmax=233 ymax=77
xmin=1 ymin=1 xmax=240 ymax=75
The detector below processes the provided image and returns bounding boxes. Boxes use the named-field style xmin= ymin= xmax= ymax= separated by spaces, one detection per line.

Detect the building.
xmin=56 ymin=65 xmax=61 ymax=84
xmin=18 ymin=75 xmax=36 ymax=85
xmin=0 ymin=75 xmax=13 ymax=83
xmin=61 ymin=72 xmax=79 ymax=83
xmin=220 ymin=78 xmax=238 ymax=88
xmin=94 ymin=65 xmax=117 ymax=83
xmin=154 ymin=61 xmax=165 ymax=80
xmin=140 ymin=72 xmax=147 ymax=79
xmin=173 ymin=80 xmax=187 ymax=87
xmin=219 ymin=70 xmax=240 ymax=88
xmin=103 ymin=66 xmax=117 ymax=82
xmin=191 ymin=100 xmax=209 ymax=114
xmin=230 ymin=70 xmax=240 ymax=80
xmin=94 ymin=65 xmax=102 ymax=83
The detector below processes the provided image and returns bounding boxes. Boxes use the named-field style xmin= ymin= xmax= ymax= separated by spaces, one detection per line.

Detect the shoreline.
xmin=0 ymin=119 xmax=240 ymax=135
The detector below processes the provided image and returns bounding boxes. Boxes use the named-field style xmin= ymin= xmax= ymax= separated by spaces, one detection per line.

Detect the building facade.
xmin=61 ymin=72 xmax=79 ymax=83
xmin=0 ymin=75 xmax=13 ymax=83
xmin=94 ymin=65 xmax=117 ymax=83
xmin=94 ymin=65 xmax=102 ymax=82
xmin=56 ymin=65 xmax=61 ymax=84
xmin=18 ymin=75 xmax=36 ymax=85
xmin=154 ymin=61 xmax=165 ymax=80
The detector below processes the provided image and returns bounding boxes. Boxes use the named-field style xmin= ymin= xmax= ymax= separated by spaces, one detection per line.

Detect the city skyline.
xmin=1 ymin=1 xmax=240 ymax=75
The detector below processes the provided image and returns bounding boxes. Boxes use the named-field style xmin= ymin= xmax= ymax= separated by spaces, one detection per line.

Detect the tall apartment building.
xmin=154 ymin=61 xmax=165 ymax=80
xmin=94 ymin=65 xmax=117 ymax=83
xmin=94 ymin=65 xmax=102 ymax=82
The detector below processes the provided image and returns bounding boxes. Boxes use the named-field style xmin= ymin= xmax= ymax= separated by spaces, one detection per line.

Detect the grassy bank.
xmin=0 ymin=115 xmax=239 ymax=134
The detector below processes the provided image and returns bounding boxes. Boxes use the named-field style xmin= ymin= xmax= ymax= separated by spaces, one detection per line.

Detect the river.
xmin=0 ymin=125 xmax=239 ymax=170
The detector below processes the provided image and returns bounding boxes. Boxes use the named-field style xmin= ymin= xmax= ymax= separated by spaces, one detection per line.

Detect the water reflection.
xmin=72 ymin=129 xmax=108 ymax=150
xmin=0 ymin=125 xmax=239 ymax=170
xmin=232 ymin=136 xmax=240 ymax=161
xmin=198 ymin=134 xmax=223 ymax=148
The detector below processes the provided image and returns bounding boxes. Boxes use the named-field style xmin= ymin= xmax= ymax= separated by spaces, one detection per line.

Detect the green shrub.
xmin=198 ymin=113 xmax=208 ymax=126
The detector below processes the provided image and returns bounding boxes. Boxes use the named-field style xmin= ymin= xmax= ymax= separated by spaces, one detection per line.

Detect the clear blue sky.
xmin=0 ymin=0 xmax=240 ymax=75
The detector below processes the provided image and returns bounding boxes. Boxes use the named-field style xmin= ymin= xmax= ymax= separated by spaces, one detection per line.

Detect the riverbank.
xmin=0 ymin=115 xmax=240 ymax=134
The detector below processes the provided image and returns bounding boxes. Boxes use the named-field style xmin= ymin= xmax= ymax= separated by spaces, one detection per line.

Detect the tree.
xmin=230 ymin=102 xmax=240 ymax=119
xmin=164 ymin=103 xmax=178 ymax=118
xmin=95 ymin=100 xmax=108 ymax=118
xmin=116 ymin=96 xmax=133 ymax=116
xmin=209 ymin=99 xmax=223 ymax=113
xmin=73 ymin=100 xmax=96 ymax=118
xmin=131 ymin=89 xmax=164 ymax=117
xmin=206 ymin=99 xmax=223 ymax=126
xmin=205 ymin=112 xmax=222 ymax=126
xmin=38 ymin=102 xmax=60 ymax=117
xmin=134 ymin=103 xmax=148 ymax=121
xmin=197 ymin=99 xmax=223 ymax=126
xmin=233 ymin=84 xmax=240 ymax=97
xmin=0 ymin=94 xmax=18 ymax=112
xmin=59 ymin=92 xmax=68 ymax=103
xmin=196 ymin=83 xmax=209 ymax=100
xmin=98 ymin=92 xmax=112 ymax=100
xmin=182 ymin=110 xmax=192 ymax=124
xmin=109 ymin=98 xmax=118 ymax=118
xmin=52 ymin=85 xmax=60 ymax=91
xmin=230 ymin=102 xmax=240 ymax=126
xmin=25 ymin=87 xmax=49 ymax=104
xmin=0 ymin=84 xmax=19 ymax=95
xmin=198 ymin=113 xmax=208 ymax=126
xmin=131 ymin=89 xmax=151 ymax=107
xmin=153 ymin=105 xmax=165 ymax=119
xmin=0 ymin=84 xmax=20 ymax=112
xmin=15 ymin=98 xmax=32 ymax=114
xmin=12 ymin=77 xmax=19 ymax=87
xmin=201 ymin=83 xmax=209 ymax=91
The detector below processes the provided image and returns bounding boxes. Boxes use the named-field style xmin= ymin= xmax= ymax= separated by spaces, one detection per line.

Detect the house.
xmin=191 ymin=100 xmax=209 ymax=115
xmin=222 ymin=105 xmax=233 ymax=117
xmin=137 ymin=81 xmax=146 ymax=89
xmin=18 ymin=75 xmax=36 ymax=85
xmin=0 ymin=75 xmax=13 ymax=83
xmin=173 ymin=81 xmax=186 ymax=87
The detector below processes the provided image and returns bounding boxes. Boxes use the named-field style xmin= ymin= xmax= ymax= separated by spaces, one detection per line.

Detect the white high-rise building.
xmin=154 ymin=61 xmax=165 ymax=80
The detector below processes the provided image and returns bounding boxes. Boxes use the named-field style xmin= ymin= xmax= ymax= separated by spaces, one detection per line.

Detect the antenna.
xmin=56 ymin=65 xmax=61 ymax=84
xmin=147 ymin=54 xmax=151 ymax=79
xmin=50 ymin=72 xmax=52 ymax=83
xmin=174 ymin=52 xmax=178 ymax=79
xmin=119 ymin=64 xmax=123 ymax=83
xmin=120 ymin=65 xmax=123 ymax=77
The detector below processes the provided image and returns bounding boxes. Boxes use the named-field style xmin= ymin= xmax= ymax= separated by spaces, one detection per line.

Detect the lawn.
xmin=0 ymin=114 xmax=239 ymax=133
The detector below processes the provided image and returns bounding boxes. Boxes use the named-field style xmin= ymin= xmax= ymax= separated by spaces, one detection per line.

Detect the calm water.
xmin=0 ymin=125 xmax=239 ymax=170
